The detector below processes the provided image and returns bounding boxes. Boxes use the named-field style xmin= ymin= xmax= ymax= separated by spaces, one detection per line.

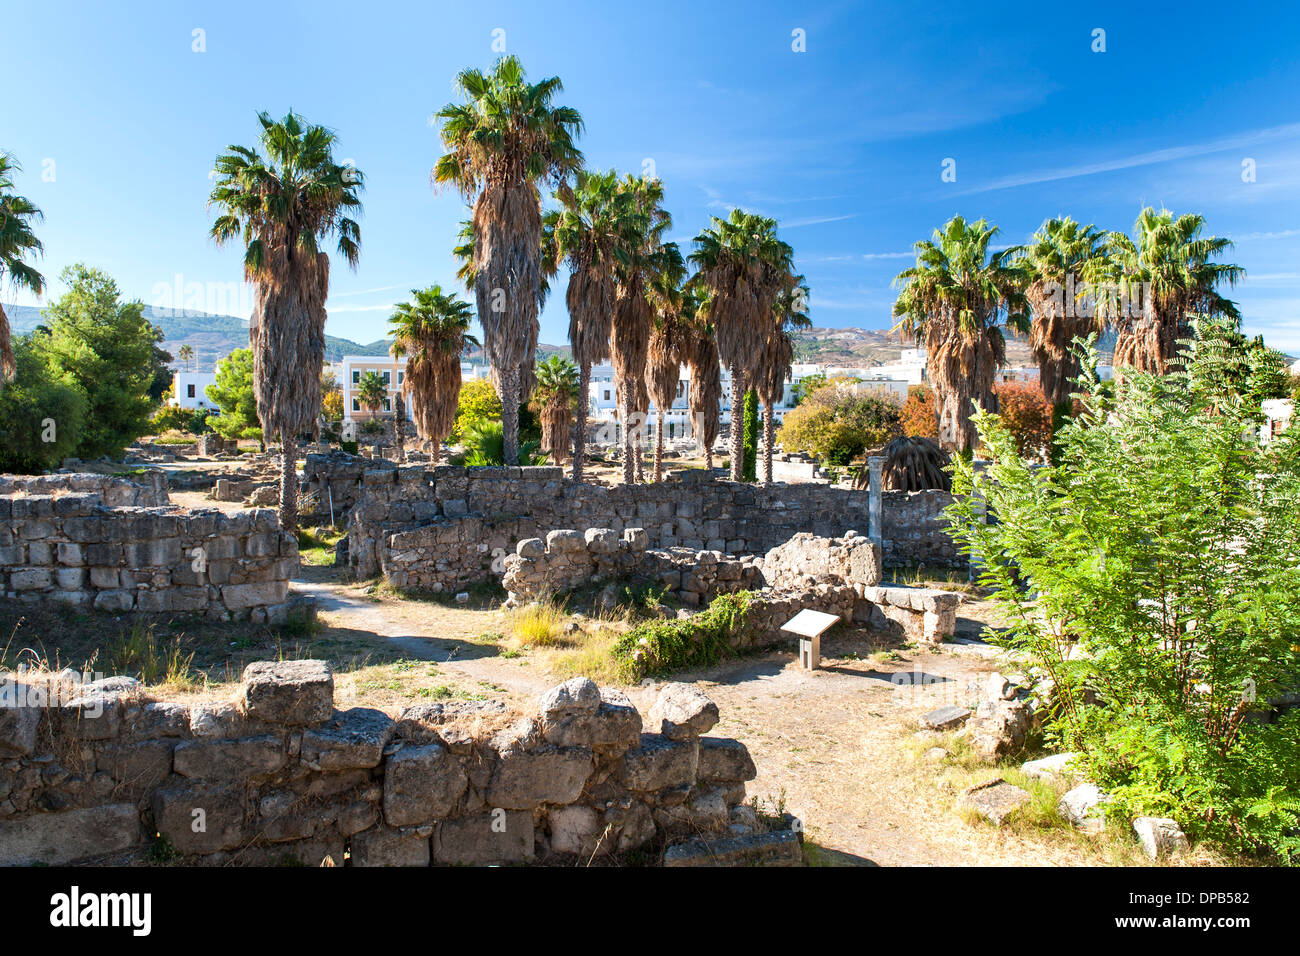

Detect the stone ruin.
xmin=329 ymin=462 xmax=962 ymax=596
xmin=0 ymin=661 xmax=785 ymax=866
xmin=501 ymin=528 xmax=961 ymax=667
xmin=0 ymin=472 xmax=300 ymax=622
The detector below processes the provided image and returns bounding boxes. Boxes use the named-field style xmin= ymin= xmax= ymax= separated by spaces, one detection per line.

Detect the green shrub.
xmin=947 ymin=320 xmax=1300 ymax=862
xmin=0 ymin=337 xmax=88 ymax=473
xmin=612 ymin=591 xmax=752 ymax=682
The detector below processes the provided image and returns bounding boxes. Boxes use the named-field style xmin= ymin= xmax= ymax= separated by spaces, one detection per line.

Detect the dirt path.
xmin=287 ymin=571 xmax=1130 ymax=865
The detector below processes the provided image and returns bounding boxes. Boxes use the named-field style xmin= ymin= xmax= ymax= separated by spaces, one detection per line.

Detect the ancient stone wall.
xmin=0 ymin=661 xmax=758 ymax=866
xmin=335 ymin=463 xmax=961 ymax=592
xmin=0 ymin=473 xmax=298 ymax=622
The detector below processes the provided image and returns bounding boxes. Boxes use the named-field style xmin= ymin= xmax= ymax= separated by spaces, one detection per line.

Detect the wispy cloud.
xmin=782 ymin=214 xmax=857 ymax=229
xmin=330 ymin=284 xmax=408 ymax=298
xmin=957 ymin=122 xmax=1300 ymax=195
xmin=1233 ymin=228 xmax=1300 ymax=241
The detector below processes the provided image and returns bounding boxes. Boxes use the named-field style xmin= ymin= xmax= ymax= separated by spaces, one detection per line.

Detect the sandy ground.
xmin=283 ymin=566 xmax=1174 ymax=867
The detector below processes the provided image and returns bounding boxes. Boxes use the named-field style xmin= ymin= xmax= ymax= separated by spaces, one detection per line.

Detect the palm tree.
xmin=177 ymin=344 xmax=196 ymax=371
xmin=209 ymin=110 xmax=363 ymax=531
xmin=1012 ymin=217 xmax=1106 ymax=408
xmin=547 ymin=169 xmax=638 ymax=483
xmin=610 ymin=175 xmax=671 ymax=485
xmin=891 ymin=216 xmax=1028 ymax=452
xmin=357 ymin=370 xmax=388 ymax=455
xmin=755 ymin=275 xmax=809 ymax=482
xmin=690 ymin=209 xmax=794 ymax=481
xmin=1092 ymin=207 xmax=1244 ymax=375
xmin=388 ymin=285 xmax=478 ymax=465
xmin=434 ymin=56 xmax=583 ymax=466
xmin=680 ymin=307 xmax=722 ymax=471
xmin=0 ymin=153 xmax=45 ymax=382
xmin=531 ymin=355 xmax=579 ymax=463
xmin=645 ymin=243 xmax=688 ymax=482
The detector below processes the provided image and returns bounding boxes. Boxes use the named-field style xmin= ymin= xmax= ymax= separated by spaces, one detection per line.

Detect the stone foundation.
xmin=336 ymin=464 xmax=961 ymax=593
xmin=0 ymin=473 xmax=298 ymax=621
xmin=0 ymin=662 xmax=758 ymax=866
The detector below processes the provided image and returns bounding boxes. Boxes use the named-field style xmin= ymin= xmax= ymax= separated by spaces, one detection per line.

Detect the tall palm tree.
xmin=891 ymin=216 xmax=1028 ymax=452
xmin=1012 ymin=217 xmax=1106 ymax=408
xmin=1092 ymin=207 xmax=1244 ymax=375
xmin=755 ymin=275 xmax=809 ymax=482
xmin=0 ymin=153 xmax=45 ymax=382
xmin=645 ymin=242 xmax=692 ymax=482
xmin=530 ymin=354 xmax=579 ymax=463
xmin=610 ymin=175 xmax=671 ymax=485
xmin=434 ymin=56 xmax=583 ymax=466
xmin=690 ymin=209 xmax=793 ymax=480
xmin=357 ymin=370 xmax=388 ymax=456
xmin=177 ymin=344 xmax=195 ymax=372
xmin=388 ymin=285 xmax=477 ymax=465
xmin=209 ymin=110 xmax=362 ymax=531
xmin=547 ymin=170 xmax=638 ymax=483
xmin=679 ymin=291 xmax=722 ymax=471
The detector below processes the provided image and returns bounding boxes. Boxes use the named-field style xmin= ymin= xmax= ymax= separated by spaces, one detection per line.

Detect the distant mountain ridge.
xmin=4 ymin=304 xmax=1118 ymax=371
xmin=3 ymin=304 xmax=391 ymax=369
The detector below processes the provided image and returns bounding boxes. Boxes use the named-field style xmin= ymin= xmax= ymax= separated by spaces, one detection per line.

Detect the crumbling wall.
xmin=0 ymin=662 xmax=759 ymax=866
xmin=341 ymin=465 xmax=961 ymax=591
xmin=0 ymin=473 xmax=298 ymax=621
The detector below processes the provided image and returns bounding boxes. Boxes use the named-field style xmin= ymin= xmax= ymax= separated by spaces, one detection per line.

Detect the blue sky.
xmin=3 ymin=0 xmax=1298 ymax=351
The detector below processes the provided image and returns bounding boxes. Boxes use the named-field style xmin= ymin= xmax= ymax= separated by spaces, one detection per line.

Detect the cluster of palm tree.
xmin=892 ymin=208 xmax=1245 ymax=452
xmin=436 ymin=57 xmax=808 ymax=484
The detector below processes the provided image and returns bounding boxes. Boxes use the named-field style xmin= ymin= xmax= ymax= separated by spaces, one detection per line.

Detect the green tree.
xmin=206 ymin=347 xmax=261 ymax=445
xmin=948 ymin=320 xmax=1300 ymax=860
xmin=435 ymin=56 xmax=584 ymax=465
xmin=210 ymin=110 xmax=363 ymax=531
xmin=0 ymin=152 xmax=46 ymax=382
xmin=741 ymin=388 xmax=758 ymax=482
xmin=41 ymin=264 xmax=162 ymax=458
xmin=892 ymin=216 xmax=1029 ymax=451
xmin=0 ymin=336 xmax=87 ymax=472
xmin=451 ymin=377 xmax=503 ymax=444
xmin=776 ymin=380 xmax=901 ymax=465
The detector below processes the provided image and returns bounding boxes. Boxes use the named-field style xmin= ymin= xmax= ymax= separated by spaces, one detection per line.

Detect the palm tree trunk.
xmin=654 ymin=415 xmax=665 ymax=482
xmin=762 ymin=402 xmax=775 ymax=483
xmin=621 ymin=383 xmax=636 ymax=485
xmin=705 ymin=444 xmax=714 ymax=472
xmin=500 ymin=365 xmax=520 ymax=465
xmin=394 ymin=395 xmax=406 ymax=463
xmin=729 ymin=366 xmax=745 ymax=481
xmin=573 ymin=361 xmax=589 ymax=483
xmin=279 ymin=436 xmax=298 ymax=532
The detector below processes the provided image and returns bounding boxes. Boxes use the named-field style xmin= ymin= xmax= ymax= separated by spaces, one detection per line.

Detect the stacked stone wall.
xmin=0 ymin=662 xmax=758 ymax=866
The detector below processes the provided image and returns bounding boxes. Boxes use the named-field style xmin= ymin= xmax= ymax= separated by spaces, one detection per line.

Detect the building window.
xmin=352 ymin=399 xmax=360 ymax=411
xmin=352 ymin=371 xmax=360 ymax=384
xmin=603 ymin=390 xmax=611 ymax=401
xmin=382 ymin=371 xmax=391 ymax=384
xmin=397 ymin=371 xmax=404 ymax=384
xmin=186 ymin=384 xmax=195 ymax=398
xmin=383 ymin=398 xmax=391 ymax=412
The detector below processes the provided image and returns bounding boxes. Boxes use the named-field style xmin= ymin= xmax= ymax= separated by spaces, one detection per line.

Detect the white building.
xmin=172 ymin=371 xmax=217 ymax=410
xmin=338 ymin=354 xmax=490 ymax=423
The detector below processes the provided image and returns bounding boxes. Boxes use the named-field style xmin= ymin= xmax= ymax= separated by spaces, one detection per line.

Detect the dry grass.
xmin=503 ymin=600 xmax=569 ymax=648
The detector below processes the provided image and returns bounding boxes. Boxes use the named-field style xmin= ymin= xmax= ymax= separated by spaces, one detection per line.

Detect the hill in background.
xmin=4 ymin=304 xmax=1121 ymax=372
xmin=3 ymin=304 xmax=391 ymax=369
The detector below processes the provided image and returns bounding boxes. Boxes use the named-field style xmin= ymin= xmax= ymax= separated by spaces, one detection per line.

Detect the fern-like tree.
xmin=679 ymin=294 xmax=722 ymax=472
xmin=209 ymin=110 xmax=363 ymax=531
xmin=1091 ymin=207 xmax=1243 ymax=375
xmin=949 ymin=320 xmax=1300 ymax=859
xmin=530 ymin=354 xmax=579 ymax=463
xmin=434 ymin=56 xmax=583 ymax=466
xmin=389 ymin=285 xmax=477 ymax=464
xmin=0 ymin=152 xmax=45 ymax=382
xmin=691 ymin=209 xmax=794 ymax=480
xmin=892 ymin=216 xmax=1028 ymax=452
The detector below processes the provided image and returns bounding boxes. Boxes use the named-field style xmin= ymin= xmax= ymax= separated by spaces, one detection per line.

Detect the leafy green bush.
xmin=612 ymin=591 xmax=752 ymax=681
xmin=777 ymin=379 xmax=901 ymax=465
xmin=450 ymin=418 xmax=548 ymax=467
xmin=0 ymin=337 xmax=88 ymax=473
xmin=948 ymin=320 xmax=1300 ymax=862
